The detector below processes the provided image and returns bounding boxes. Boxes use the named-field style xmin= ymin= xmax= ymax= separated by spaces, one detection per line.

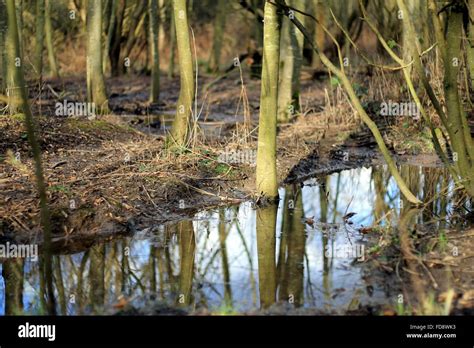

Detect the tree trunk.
xmin=5 ymin=0 xmax=55 ymax=314
xmin=278 ymin=0 xmax=304 ymax=122
xmin=87 ymin=0 xmax=109 ymax=114
xmin=34 ymin=0 xmax=45 ymax=77
xmin=45 ymin=0 xmax=59 ymax=78
xmin=168 ymin=6 xmax=176 ymax=78
xmin=0 ymin=0 xmax=6 ymax=92
xmin=149 ymin=0 xmax=160 ymax=103
xmin=166 ymin=0 xmax=194 ymax=150
xmin=208 ymin=0 xmax=226 ymax=73
xmin=256 ymin=0 xmax=282 ymax=200
xmin=109 ymin=0 xmax=125 ymax=77
xmin=467 ymin=0 xmax=474 ymax=92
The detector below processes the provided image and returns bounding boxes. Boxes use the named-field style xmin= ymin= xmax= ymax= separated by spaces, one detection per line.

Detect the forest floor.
xmin=1 ymin=70 xmax=473 ymax=315
xmin=0 ymin=69 xmax=438 ymax=245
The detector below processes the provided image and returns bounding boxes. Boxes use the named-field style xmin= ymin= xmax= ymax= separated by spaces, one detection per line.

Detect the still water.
xmin=0 ymin=165 xmax=459 ymax=315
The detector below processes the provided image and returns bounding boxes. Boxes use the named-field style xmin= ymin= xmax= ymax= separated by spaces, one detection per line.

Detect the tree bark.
xmin=34 ymin=0 xmax=45 ymax=77
xmin=45 ymin=0 xmax=59 ymax=78
xmin=166 ymin=0 xmax=195 ymax=150
xmin=87 ymin=0 xmax=109 ymax=113
xmin=149 ymin=0 xmax=160 ymax=103
xmin=256 ymin=0 xmax=282 ymax=200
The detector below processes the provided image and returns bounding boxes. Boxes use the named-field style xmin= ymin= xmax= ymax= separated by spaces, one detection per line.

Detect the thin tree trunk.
xmin=256 ymin=0 xmax=282 ymax=200
xmin=103 ymin=0 xmax=117 ymax=75
xmin=149 ymin=0 xmax=160 ymax=103
xmin=0 ymin=0 xmax=6 ymax=92
xmin=5 ymin=0 xmax=55 ymax=314
xmin=34 ymin=0 xmax=45 ymax=77
xmin=45 ymin=0 xmax=59 ymax=78
xmin=109 ymin=0 xmax=125 ymax=77
xmin=278 ymin=0 xmax=304 ymax=122
xmin=168 ymin=7 xmax=176 ymax=78
xmin=87 ymin=0 xmax=109 ymax=113
xmin=208 ymin=0 xmax=226 ymax=73
xmin=166 ymin=0 xmax=194 ymax=150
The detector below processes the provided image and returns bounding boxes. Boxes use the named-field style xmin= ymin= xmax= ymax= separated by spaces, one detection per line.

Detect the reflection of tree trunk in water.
xmin=232 ymin=206 xmax=257 ymax=306
xmin=76 ymin=251 xmax=89 ymax=314
xmin=422 ymin=167 xmax=439 ymax=222
xmin=39 ymin=254 xmax=56 ymax=315
xmin=276 ymin=187 xmax=291 ymax=294
xmin=218 ymin=209 xmax=232 ymax=307
xmin=279 ymin=186 xmax=305 ymax=306
xmin=256 ymin=205 xmax=277 ymax=309
xmin=177 ymin=220 xmax=195 ymax=306
xmin=150 ymin=245 xmax=157 ymax=292
xmin=53 ymin=256 xmax=67 ymax=315
xmin=399 ymin=208 xmax=429 ymax=313
xmin=165 ymin=225 xmax=176 ymax=291
xmin=372 ymin=167 xmax=388 ymax=222
xmin=2 ymin=258 xmax=24 ymax=315
xmin=89 ymin=244 xmax=106 ymax=312
xmin=319 ymin=177 xmax=331 ymax=301
xmin=332 ymin=173 xmax=341 ymax=223
xmin=121 ymin=240 xmax=128 ymax=294
xmin=156 ymin=246 xmax=165 ymax=299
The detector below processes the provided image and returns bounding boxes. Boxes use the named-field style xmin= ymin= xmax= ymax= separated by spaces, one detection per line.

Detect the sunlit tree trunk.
xmin=256 ymin=0 xmax=282 ymax=200
xmin=311 ymin=0 xmax=325 ymax=69
xmin=34 ymin=0 xmax=45 ymax=77
xmin=166 ymin=0 xmax=194 ymax=150
xmin=208 ymin=0 xmax=226 ymax=73
xmin=278 ymin=0 xmax=304 ymax=122
xmin=15 ymin=0 xmax=22 ymax=57
xmin=443 ymin=9 xmax=474 ymax=195
xmin=45 ymin=0 xmax=59 ymax=78
xmin=466 ymin=0 xmax=474 ymax=92
xmin=86 ymin=0 xmax=109 ymax=114
xmin=149 ymin=0 xmax=160 ymax=103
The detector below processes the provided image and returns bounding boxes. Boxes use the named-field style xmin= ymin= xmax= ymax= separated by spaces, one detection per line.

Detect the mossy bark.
xmin=166 ymin=0 xmax=194 ymax=150
xmin=256 ymin=0 xmax=282 ymax=200
xmin=86 ymin=0 xmax=109 ymax=114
